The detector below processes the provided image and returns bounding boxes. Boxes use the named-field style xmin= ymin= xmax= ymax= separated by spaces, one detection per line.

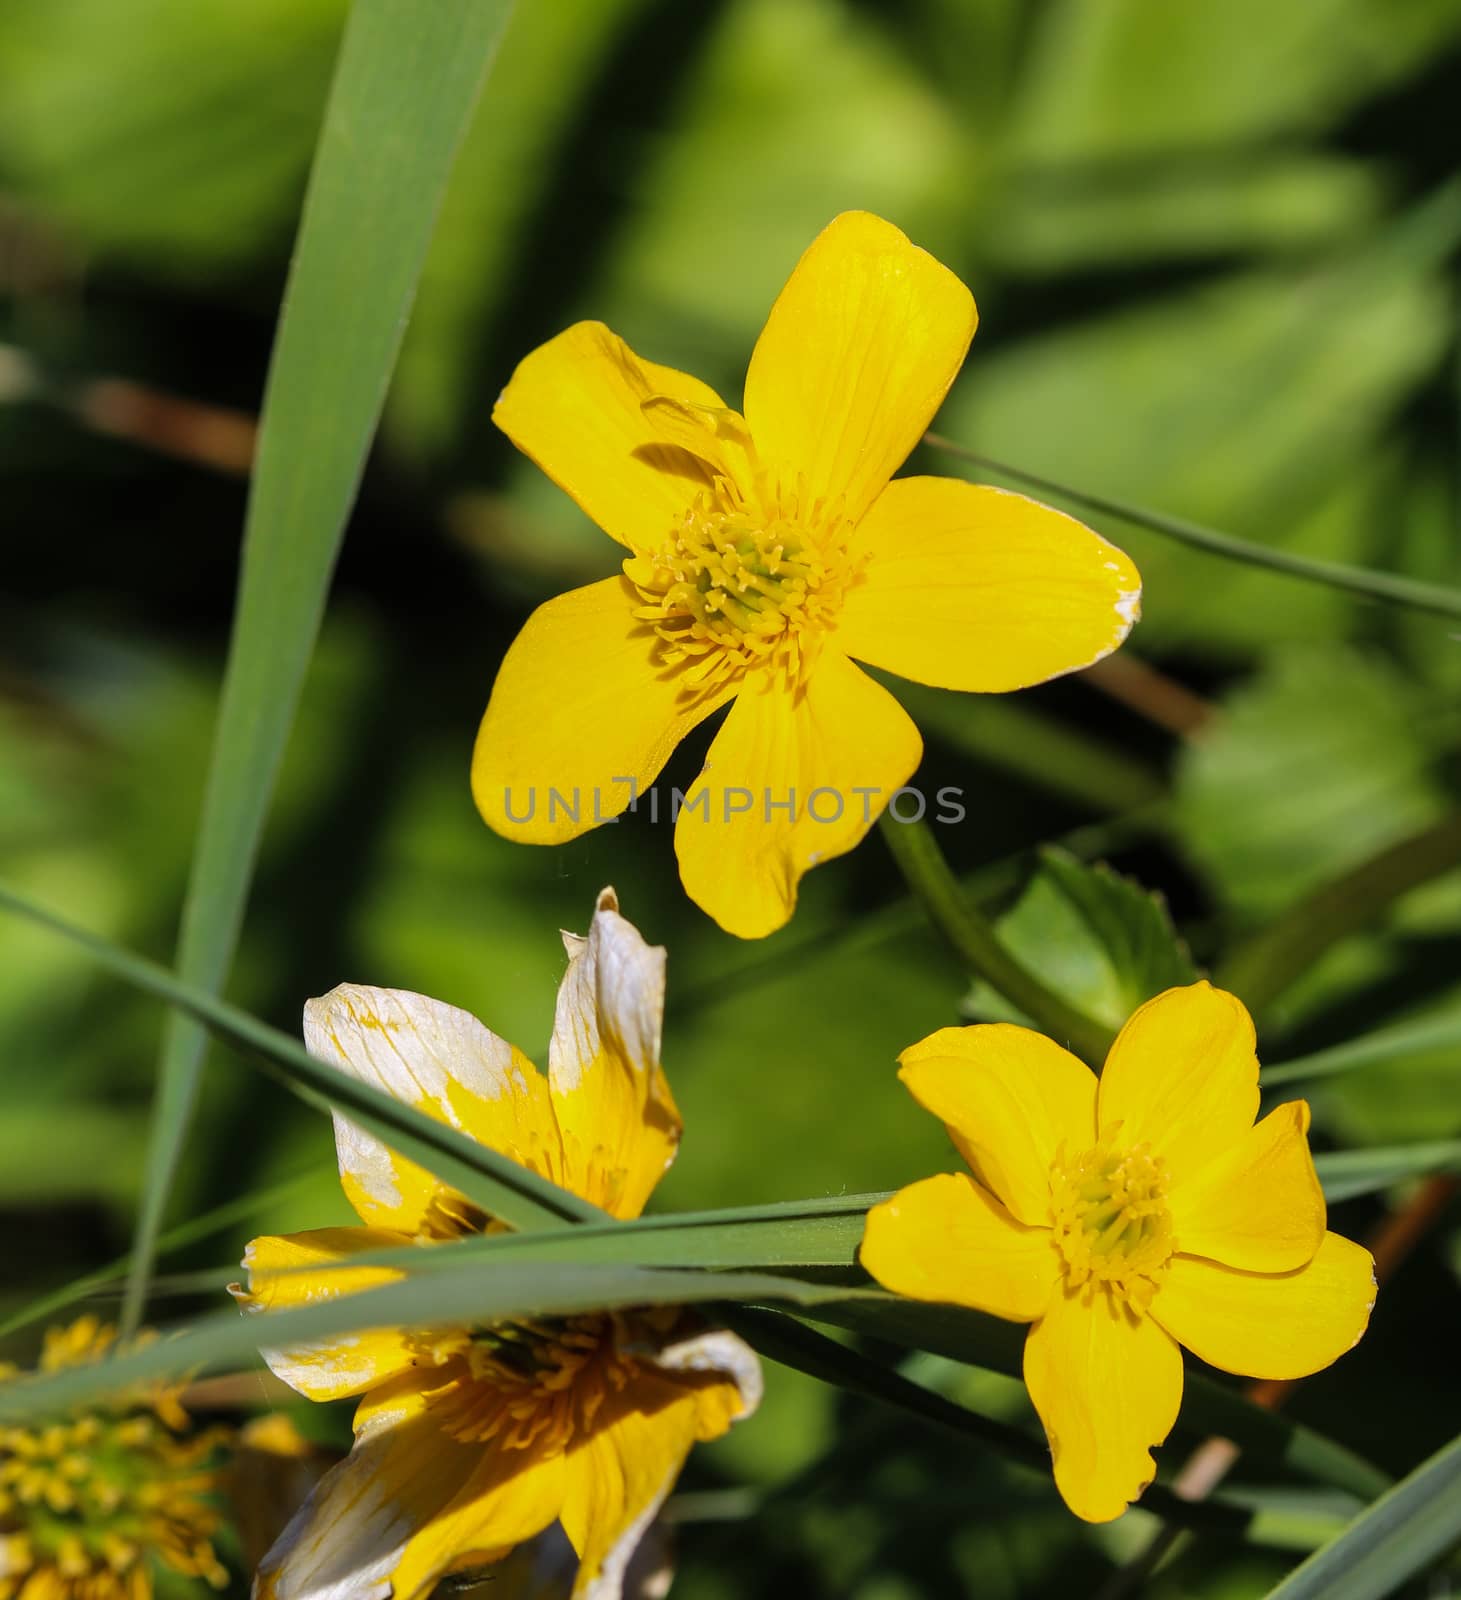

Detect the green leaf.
xmin=0 ymin=1265 xmax=868 ymax=1424
xmin=1261 ymin=1431 xmax=1461 ymax=1600
xmin=964 ymin=846 xmax=1196 ymax=1031
xmin=124 ymin=0 xmax=517 ymax=1337
xmin=931 ymin=182 xmax=1461 ymax=652
xmin=1312 ymin=1142 xmax=1461 ymax=1204
xmin=1174 ymin=649 xmax=1454 ymax=922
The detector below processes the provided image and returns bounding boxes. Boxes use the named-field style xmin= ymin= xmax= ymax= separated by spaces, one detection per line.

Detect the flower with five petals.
xmin=472 ymin=211 xmax=1141 ymax=938
xmin=861 ymin=981 xmax=1376 ymax=1521
xmin=233 ymin=890 xmax=761 ymax=1600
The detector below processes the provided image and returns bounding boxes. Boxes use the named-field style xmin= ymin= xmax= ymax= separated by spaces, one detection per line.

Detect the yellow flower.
xmin=233 ymin=889 xmax=760 ymax=1600
xmin=0 ymin=1317 xmax=229 ymax=1600
xmin=472 ymin=211 xmax=1141 ymax=939
xmin=860 ymin=981 xmax=1377 ymax=1522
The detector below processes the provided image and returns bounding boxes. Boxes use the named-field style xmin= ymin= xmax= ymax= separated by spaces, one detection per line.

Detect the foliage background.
xmin=2 ymin=0 xmax=1459 ymax=1594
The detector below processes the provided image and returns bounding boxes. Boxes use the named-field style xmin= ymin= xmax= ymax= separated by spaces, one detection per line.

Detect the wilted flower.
xmin=234 ymin=890 xmax=760 ymax=1600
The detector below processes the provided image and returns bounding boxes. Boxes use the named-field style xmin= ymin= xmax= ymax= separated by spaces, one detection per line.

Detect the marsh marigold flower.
xmin=860 ymin=981 xmax=1376 ymax=1522
xmin=472 ymin=212 xmax=1141 ymax=939
xmin=0 ymin=1317 xmax=229 ymax=1600
xmin=233 ymin=889 xmax=760 ymax=1600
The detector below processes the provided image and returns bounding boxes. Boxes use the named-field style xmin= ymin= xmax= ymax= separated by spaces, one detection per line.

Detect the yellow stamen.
xmin=626 ymin=480 xmax=861 ymax=692
xmin=1049 ymin=1136 xmax=1176 ymax=1310
xmin=0 ymin=1320 xmax=231 ymax=1600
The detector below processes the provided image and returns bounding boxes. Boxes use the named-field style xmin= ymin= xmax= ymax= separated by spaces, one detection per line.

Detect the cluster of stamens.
xmin=420 ymin=1314 xmax=636 ymax=1456
xmin=1049 ymin=1137 xmax=1176 ymax=1310
xmin=0 ymin=1320 xmax=229 ymax=1600
xmin=627 ymin=485 xmax=859 ymax=692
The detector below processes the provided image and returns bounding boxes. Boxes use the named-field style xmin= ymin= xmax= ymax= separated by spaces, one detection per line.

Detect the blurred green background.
xmin=3 ymin=0 xmax=1460 ymax=1594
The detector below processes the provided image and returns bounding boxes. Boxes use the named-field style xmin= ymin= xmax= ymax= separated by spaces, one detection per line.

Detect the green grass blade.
xmin=0 ymin=1172 xmax=321 ymax=1344
xmin=799 ymin=1293 xmax=1390 ymax=1504
xmin=1312 ymin=1142 xmax=1461 ymax=1203
xmin=1264 ymin=1012 xmax=1461 ymax=1087
xmin=125 ymin=0 xmax=517 ymax=1339
xmin=732 ymin=1309 xmax=1246 ymax=1535
xmin=1262 ymin=1432 xmax=1461 ymax=1600
xmin=1218 ymin=815 xmax=1461 ymax=1012
xmin=922 ymin=433 xmax=1461 ymax=623
xmin=245 ymin=1199 xmax=875 ymax=1281
xmin=0 ymin=882 xmax=592 ymax=1233
xmin=0 ymin=1267 xmax=868 ymax=1422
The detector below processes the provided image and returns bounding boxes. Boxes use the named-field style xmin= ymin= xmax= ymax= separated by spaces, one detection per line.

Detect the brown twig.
xmin=1080 ymin=654 xmax=1215 ymax=739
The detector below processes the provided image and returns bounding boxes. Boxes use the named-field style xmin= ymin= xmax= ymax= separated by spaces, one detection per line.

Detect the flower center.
xmin=421 ymin=1314 xmax=637 ymax=1456
xmin=0 ymin=1324 xmax=229 ymax=1598
xmin=626 ymin=487 xmax=858 ymax=690
xmin=1049 ymin=1138 xmax=1175 ymax=1309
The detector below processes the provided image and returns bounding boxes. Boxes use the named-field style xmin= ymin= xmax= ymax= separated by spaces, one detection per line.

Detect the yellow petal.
xmin=898 ymin=1025 xmax=1097 ymax=1227
xmin=560 ymin=1328 xmax=758 ymax=1600
xmin=388 ymin=1451 xmax=568 ymax=1600
xmin=1097 ymin=982 xmax=1260 ymax=1183
xmin=492 ymin=320 xmax=729 ymax=552
xmin=230 ymin=1227 xmax=416 ymax=1401
xmin=837 ymin=478 xmax=1141 ymax=691
xmin=861 ymin=1172 xmax=1059 ymax=1322
xmin=304 ymin=985 xmax=563 ymax=1237
xmin=256 ymin=1375 xmax=563 ymax=1600
xmin=1169 ymin=1100 xmax=1326 ymax=1272
xmin=638 ymin=394 xmax=757 ymax=492
xmin=744 ymin=212 xmax=977 ymax=526
xmin=1151 ymin=1232 xmax=1377 ymax=1380
xmin=472 ymin=578 xmax=736 ymax=845
xmin=549 ymin=888 xmax=679 ymax=1219
xmin=674 ymin=649 xmax=922 ymax=938
xmin=1023 ymin=1287 xmax=1184 ymax=1523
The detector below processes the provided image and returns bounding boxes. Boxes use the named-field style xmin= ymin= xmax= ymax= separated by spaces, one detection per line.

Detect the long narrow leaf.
xmin=0 ymin=1267 xmax=870 ymax=1423
xmin=0 ymin=883 xmax=592 ymax=1233
xmin=0 ymin=1172 xmax=321 ymax=1343
xmin=1262 ymin=1432 xmax=1461 ymax=1600
xmin=732 ymin=1309 xmax=1245 ymax=1536
xmin=260 ymin=1195 xmax=878 ymax=1279
xmin=798 ymin=1295 xmax=1391 ymax=1503
xmin=1312 ymin=1143 xmax=1461 ymax=1203
xmin=1264 ymin=1012 xmax=1461 ymax=1087
xmin=126 ymin=0 xmax=517 ymax=1336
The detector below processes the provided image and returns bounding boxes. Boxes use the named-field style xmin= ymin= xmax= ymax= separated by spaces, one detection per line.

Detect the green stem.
xmin=1217 ymin=813 xmax=1461 ymax=1013
xmin=923 ymin=432 xmax=1461 ymax=623
xmin=879 ymin=815 xmax=1115 ymax=1064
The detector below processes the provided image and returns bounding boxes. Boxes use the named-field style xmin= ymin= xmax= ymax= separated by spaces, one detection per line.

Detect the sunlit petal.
xmin=898 ymin=1025 xmax=1097 ymax=1226
xmin=838 ymin=478 xmax=1140 ymax=690
xmin=673 ymin=648 xmax=922 ymax=938
xmin=230 ymin=1227 xmax=416 ymax=1401
xmin=493 ymin=321 xmax=731 ymax=552
xmin=744 ymin=212 xmax=976 ymax=526
xmin=1097 ymin=982 xmax=1260 ymax=1185
xmin=862 ymin=1172 xmax=1059 ymax=1322
xmin=1023 ymin=1288 xmax=1183 ymax=1523
xmin=1168 ymin=1101 xmax=1325 ymax=1272
xmin=1151 ymin=1233 xmax=1377 ymax=1380
xmin=548 ymin=888 xmax=679 ymax=1219
xmin=472 ymin=578 xmax=737 ymax=845
xmin=304 ymin=985 xmax=562 ymax=1236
